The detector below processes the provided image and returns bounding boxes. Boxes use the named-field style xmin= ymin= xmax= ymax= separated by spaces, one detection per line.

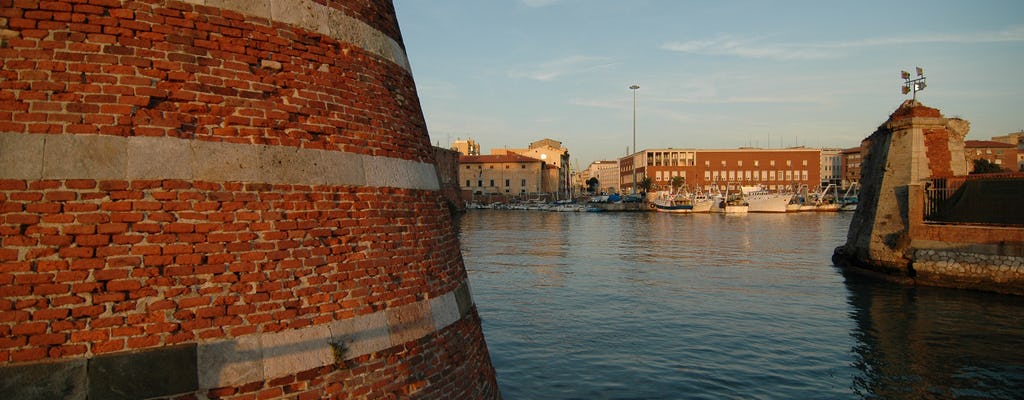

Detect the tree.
xmin=638 ymin=177 xmax=653 ymax=193
xmin=971 ymin=158 xmax=1003 ymax=174
xmin=585 ymin=177 xmax=600 ymax=193
xmin=670 ymin=176 xmax=686 ymax=192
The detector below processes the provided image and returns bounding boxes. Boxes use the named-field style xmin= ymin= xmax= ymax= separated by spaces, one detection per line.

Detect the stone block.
xmin=386 ymin=301 xmax=434 ymax=345
xmin=257 ymin=145 xmax=324 ymax=185
xmin=43 ymin=135 xmax=126 ymax=180
xmin=328 ymin=312 xmax=391 ymax=360
xmin=320 ymin=150 xmax=367 ymax=187
xmin=364 ymin=156 xmax=439 ymax=190
xmin=88 ymin=344 xmax=198 ymax=400
xmin=197 ymin=334 xmax=264 ymax=389
xmin=191 ymin=141 xmax=257 ymax=182
xmin=430 ymin=291 xmax=460 ymax=331
xmin=0 ymin=358 xmax=87 ymax=400
xmin=0 ymin=132 xmax=44 ymax=179
xmin=454 ymin=282 xmax=474 ymax=318
xmin=128 ymin=136 xmax=192 ymax=180
xmin=259 ymin=324 xmax=332 ymax=380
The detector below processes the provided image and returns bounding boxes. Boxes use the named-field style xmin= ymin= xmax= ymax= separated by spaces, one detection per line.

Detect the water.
xmin=457 ymin=211 xmax=1024 ymax=399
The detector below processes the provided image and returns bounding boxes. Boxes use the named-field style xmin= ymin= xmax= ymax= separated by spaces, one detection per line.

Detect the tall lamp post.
xmin=629 ymin=84 xmax=639 ymax=194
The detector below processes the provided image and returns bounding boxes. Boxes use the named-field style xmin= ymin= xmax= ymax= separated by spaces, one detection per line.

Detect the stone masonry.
xmin=834 ymin=100 xmax=1024 ymax=295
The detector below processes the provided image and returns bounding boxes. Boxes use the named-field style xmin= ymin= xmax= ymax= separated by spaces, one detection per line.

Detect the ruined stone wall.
xmin=0 ymin=0 xmax=499 ymax=398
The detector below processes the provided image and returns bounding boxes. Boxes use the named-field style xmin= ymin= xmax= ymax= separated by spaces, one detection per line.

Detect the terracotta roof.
xmin=965 ymin=140 xmax=1015 ymax=148
xmin=459 ymin=154 xmax=543 ymax=164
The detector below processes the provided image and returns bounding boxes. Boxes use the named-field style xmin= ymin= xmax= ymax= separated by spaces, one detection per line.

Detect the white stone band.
xmin=0 ymin=133 xmax=440 ymax=191
xmin=197 ymin=282 xmax=474 ymax=389
xmin=177 ymin=0 xmax=411 ymax=72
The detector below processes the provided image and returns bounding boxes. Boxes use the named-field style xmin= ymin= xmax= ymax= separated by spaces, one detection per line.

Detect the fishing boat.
xmin=652 ymin=189 xmax=694 ymax=213
xmin=718 ymin=184 xmax=749 ymax=214
xmin=741 ymin=185 xmax=792 ymax=213
xmin=839 ymin=183 xmax=859 ymax=211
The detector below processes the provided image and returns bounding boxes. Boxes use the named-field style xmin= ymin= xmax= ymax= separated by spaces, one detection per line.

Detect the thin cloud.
xmin=662 ymin=26 xmax=1024 ymax=60
xmin=521 ymin=0 xmax=561 ymax=7
xmin=509 ymin=55 xmax=616 ymax=81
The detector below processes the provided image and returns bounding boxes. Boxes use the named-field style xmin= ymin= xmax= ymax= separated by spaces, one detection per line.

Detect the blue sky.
xmin=393 ymin=0 xmax=1024 ymax=167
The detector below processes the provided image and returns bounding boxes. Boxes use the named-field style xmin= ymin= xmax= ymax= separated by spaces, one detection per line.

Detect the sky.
xmin=393 ymin=0 xmax=1024 ymax=167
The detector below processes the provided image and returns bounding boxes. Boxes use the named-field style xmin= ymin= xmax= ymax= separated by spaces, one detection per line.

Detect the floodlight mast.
xmin=901 ymin=67 xmax=926 ymax=101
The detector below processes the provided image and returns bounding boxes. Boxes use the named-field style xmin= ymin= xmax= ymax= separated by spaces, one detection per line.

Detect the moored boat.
xmin=741 ymin=185 xmax=791 ymax=213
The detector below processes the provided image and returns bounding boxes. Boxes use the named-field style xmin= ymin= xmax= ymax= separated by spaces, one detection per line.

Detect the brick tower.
xmin=0 ymin=1 xmax=500 ymax=398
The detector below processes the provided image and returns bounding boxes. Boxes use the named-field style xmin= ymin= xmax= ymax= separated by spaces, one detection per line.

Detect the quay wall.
xmin=0 ymin=1 xmax=499 ymax=399
xmin=834 ymin=101 xmax=1024 ymax=295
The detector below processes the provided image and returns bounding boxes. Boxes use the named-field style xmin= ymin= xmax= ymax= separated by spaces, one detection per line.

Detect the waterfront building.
xmin=821 ymin=148 xmax=844 ymax=188
xmin=458 ymin=154 xmax=547 ymax=196
xmin=494 ymin=138 xmax=571 ymax=199
xmin=965 ymin=140 xmax=1018 ymax=171
xmin=618 ymin=148 xmax=821 ymax=193
xmin=841 ymin=146 xmax=863 ymax=188
xmin=451 ymin=138 xmax=481 ymax=156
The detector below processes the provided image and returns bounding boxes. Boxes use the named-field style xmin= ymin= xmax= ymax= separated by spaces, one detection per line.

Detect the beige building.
xmin=821 ymin=148 xmax=843 ymax=187
xmin=458 ymin=154 xmax=546 ymax=195
xmin=450 ymin=139 xmax=480 ymax=156
xmin=578 ymin=160 xmax=620 ymax=194
xmin=989 ymin=130 xmax=1024 ymax=171
xmin=494 ymin=138 xmax=571 ymax=198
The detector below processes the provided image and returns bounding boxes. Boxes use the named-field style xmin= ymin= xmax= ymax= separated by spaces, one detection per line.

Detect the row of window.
xmin=704 ymin=159 xmax=809 ymax=168
xmin=466 ymin=179 xmax=528 ymax=187
xmin=703 ymin=170 xmax=810 ymax=181
xmin=466 ymin=165 xmax=528 ymax=169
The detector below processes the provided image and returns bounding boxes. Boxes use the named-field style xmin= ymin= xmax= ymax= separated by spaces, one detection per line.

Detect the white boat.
xmin=741 ymin=185 xmax=792 ymax=213
xmin=691 ymin=191 xmax=717 ymax=213
xmin=652 ymin=192 xmax=694 ymax=213
xmin=839 ymin=183 xmax=859 ymax=211
xmin=718 ymin=184 xmax=749 ymax=214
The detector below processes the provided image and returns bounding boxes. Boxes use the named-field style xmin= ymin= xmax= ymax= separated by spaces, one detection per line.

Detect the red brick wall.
xmin=0 ymin=178 xmax=465 ymax=361
xmin=0 ymin=0 xmax=431 ymax=163
xmin=1 ymin=0 xmax=499 ymax=398
xmin=923 ymin=128 xmax=954 ymax=178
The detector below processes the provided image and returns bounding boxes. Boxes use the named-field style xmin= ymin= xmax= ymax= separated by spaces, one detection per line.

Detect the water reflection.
xmin=844 ymin=274 xmax=1024 ymax=399
xmin=458 ymin=210 xmax=1024 ymax=399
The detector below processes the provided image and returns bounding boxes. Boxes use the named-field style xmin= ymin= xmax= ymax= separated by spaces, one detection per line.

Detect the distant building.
xmin=579 ymin=160 xmax=620 ymax=194
xmin=820 ymin=148 xmax=843 ymax=187
xmin=841 ymin=146 xmax=863 ymax=188
xmin=450 ymin=139 xmax=480 ymax=156
xmin=618 ymin=147 xmax=822 ymax=193
xmin=494 ymin=138 xmax=571 ymax=199
xmin=458 ymin=154 xmax=547 ymax=196
xmin=989 ymin=130 xmax=1024 ymax=171
xmin=964 ymin=140 xmax=1017 ymax=172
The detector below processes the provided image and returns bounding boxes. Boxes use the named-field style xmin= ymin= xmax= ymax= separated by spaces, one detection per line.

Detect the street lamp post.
xmin=629 ymin=84 xmax=639 ymax=194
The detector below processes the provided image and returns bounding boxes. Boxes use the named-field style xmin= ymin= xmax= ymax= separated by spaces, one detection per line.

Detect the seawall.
xmin=0 ymin=1 xmax=500 ymax=398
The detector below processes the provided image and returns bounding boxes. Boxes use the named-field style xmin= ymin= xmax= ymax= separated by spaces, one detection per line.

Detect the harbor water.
xmin=457 ymin=211 xmax=1024 ymax=399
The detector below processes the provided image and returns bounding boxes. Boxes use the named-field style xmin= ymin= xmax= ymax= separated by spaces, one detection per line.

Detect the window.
xmin=786 ymin=160 xmax=792 ymax=167
xmin=754 ymin=160 xmax=759 ymax=167
xmin=728 ymin=171 xmax=735 ymax=180
xmin=705 ymin=171 xmax=711 ymax=180
xmin=465 ymin=165 xmax=470 ymax=169
xmin=738 ymin=160 xmax=743 ymax=167
xmin=521 ymin=165 xmax=526 ymax=169
xmin=477 ymin=180 xmax=483 ymax=187
xmin=505 ymin=179 xmax=510 ymax=187
xmin=705 ymin=160 xmax=710 ymax=167
xmin=802 ymin=170 xmax=808 ymax=180
xmin=770 ymin=160 xmax=775 ymax=167
xmin=521 ymin=179 xmax=526 ymax=186
xmin=802 ymin=160 xmax=808 ymax=166
xmin=465 ymin=180 xmax=471 ymax=187
xmin=489 ymin=179 xmax=495 ymax=187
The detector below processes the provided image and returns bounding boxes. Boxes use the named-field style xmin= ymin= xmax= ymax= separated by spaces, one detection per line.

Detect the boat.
xmin=718 ymin=184 xmax=749 ymax=214
xmin=652 ymin=189 xmax=694 ymax=213
xmin=741 ymin=185 xmax=792 ymax=213
xmin=839 ymin=183 xmax=859 ymax=211
xmin=691 ymin=190 xmax=718 ymax=213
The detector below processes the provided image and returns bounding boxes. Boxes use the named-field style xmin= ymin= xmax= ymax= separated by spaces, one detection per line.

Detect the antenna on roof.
xmin=901 ymin=67 xmax=926 ymax=101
